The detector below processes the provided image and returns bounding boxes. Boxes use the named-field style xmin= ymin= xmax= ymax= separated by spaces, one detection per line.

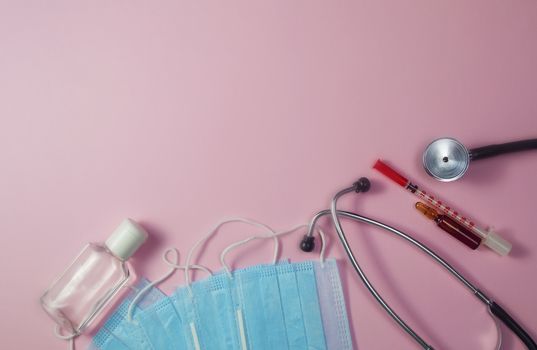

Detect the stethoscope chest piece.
xmin=423 ymin=138 xmax=470 ymax=182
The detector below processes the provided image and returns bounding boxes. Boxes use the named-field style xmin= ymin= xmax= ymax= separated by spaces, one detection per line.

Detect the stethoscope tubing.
xmin=469 ymin=139 xmax=537 ymax=161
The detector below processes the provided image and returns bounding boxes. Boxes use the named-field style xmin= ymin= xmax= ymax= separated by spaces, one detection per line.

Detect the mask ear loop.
xmin=220 ymin=225 xmax=327 ymax=275
xmin=317 ymin=228 xmax=327 ymax=267
xmin=54 ymin=325 xmax=77 ymax=350
xmin=184 ymin=218 xmax=279 ymax=294
xmin=127 ymin=248 xmax=212 ymax=322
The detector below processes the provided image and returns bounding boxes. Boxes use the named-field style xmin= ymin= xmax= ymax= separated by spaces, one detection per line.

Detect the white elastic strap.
xmin=236 ymin=309 xmax=248 ymax=350
xmin=189 ymin=322 xmax=201 ymax=350
xmin=184 ymin=218 xmax=279 ymax=290
xmin=220 ymin=224 xmax=307 ymax=276
xmin=318 ymin=228 xmax=327 ymax=267
xmin=127 ymin=248 xmax=212 ymax=322
xmin=54 ymin=325 xmax=77 ymax=350
xmin=220 ymin=224 xmax=327 ymax=274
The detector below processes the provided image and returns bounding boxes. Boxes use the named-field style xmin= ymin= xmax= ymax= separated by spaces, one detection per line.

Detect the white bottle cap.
xmin=105 ymin=218 xmax=148 ymax=261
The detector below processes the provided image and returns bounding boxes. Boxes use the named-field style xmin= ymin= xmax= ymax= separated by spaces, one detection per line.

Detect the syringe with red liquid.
xmin=373 ymin=159 xmax=512 ymax=256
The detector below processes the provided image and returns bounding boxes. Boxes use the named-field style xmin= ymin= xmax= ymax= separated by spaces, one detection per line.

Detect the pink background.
xmin=1 ymin=1 xmax=537 ymax=349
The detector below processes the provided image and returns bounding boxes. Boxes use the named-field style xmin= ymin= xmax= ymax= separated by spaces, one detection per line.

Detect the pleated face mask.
xmin=173 ymin=218 xmax=354 ymax=350
xmin=168 ymin=260 xmax=352 ymax=350
xmin=90 ymin=279 xmax=168 ymax=350
xmin=89 ymin=248 xmax=215 ymax=350
xmin=90 ymin=218 xmax=354 ymax=350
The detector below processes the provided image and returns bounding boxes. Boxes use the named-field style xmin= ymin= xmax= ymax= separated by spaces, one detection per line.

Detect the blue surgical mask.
xmin=165 ymin=260 xmax=330 ymax=350
xmin=248 ymin=263 xmax=289 ymax=349
xmin=231 ymin=259 xmax=352 ymax=350
xmin=291 ymin=260 xmax=329 ymax=349
xmin=313 ymin=259 xmax=354 ymax=349
xmin=92 ymin=279 xmax=169 ymax=350
xmin=134 ymin=300 xmax=176 ymax=350
xmin=92 ymin=220 xmax=354 ymax=350
xmin=88 ymin=328 xmax=130 ymax=350
xmin=172 ymin=285 xmax=205 ymax=350
xmin=234 ymin=262 xmax=289 ymax=350
xmin=190 ymin=273 xmax=241 ymax=349
xmin=179 ymin=259 xmax=339 ymax=350
xmin=274 ymin=261 xmax=326 ymax=350
xmin=151 ymin=295 xmax=188 ymax=348
xmin=168 ymin=273 xmax=243 ymax=350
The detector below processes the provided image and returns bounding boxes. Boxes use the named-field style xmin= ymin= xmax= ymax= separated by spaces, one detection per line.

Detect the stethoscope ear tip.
xmin=300 ymin=235 xmax=315 ymax=252
xmin=353 ymin=177 xmax=371 ymax=193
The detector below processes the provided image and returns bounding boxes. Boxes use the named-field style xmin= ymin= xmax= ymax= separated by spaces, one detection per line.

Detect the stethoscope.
xmin=422 ymin=137 xmax=537 ymax=182
xmin=300 ymin=177 xmax=537 ymax=349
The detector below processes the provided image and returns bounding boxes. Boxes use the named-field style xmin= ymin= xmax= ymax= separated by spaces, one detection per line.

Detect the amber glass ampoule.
xmin=415 ymin=202 xmax=482 ymax=249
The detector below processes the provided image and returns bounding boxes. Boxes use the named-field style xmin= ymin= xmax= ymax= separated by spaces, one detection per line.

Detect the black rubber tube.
xmin=489 ymin=302 xmax=537 ymax=349
xmin=469 ymin=139 xmax=537 ymax=161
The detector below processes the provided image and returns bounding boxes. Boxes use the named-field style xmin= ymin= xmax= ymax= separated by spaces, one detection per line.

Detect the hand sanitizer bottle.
xmin=40 ymin=218 xmax=148 ymax=336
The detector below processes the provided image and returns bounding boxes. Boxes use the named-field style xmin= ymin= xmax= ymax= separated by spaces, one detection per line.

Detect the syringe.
xmin=373 ymin=159 xmax=512 ymax=256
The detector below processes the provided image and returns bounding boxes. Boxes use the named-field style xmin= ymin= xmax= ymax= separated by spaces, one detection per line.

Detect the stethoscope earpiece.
xmin=353 ymin=177 xmax=371 ymax=193
xmin=300 ymin=235 xmax=315 ymax=252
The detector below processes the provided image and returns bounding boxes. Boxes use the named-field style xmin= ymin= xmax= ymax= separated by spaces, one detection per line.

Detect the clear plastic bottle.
xmin=40 ymin=219 xmax=148 ymax=335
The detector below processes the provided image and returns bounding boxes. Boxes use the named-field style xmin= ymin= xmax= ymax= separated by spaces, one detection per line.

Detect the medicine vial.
xmin=40 ymin=219 xmax=148 ymax=335
xmin=415 ymin=202 xmax=481 ymax=249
